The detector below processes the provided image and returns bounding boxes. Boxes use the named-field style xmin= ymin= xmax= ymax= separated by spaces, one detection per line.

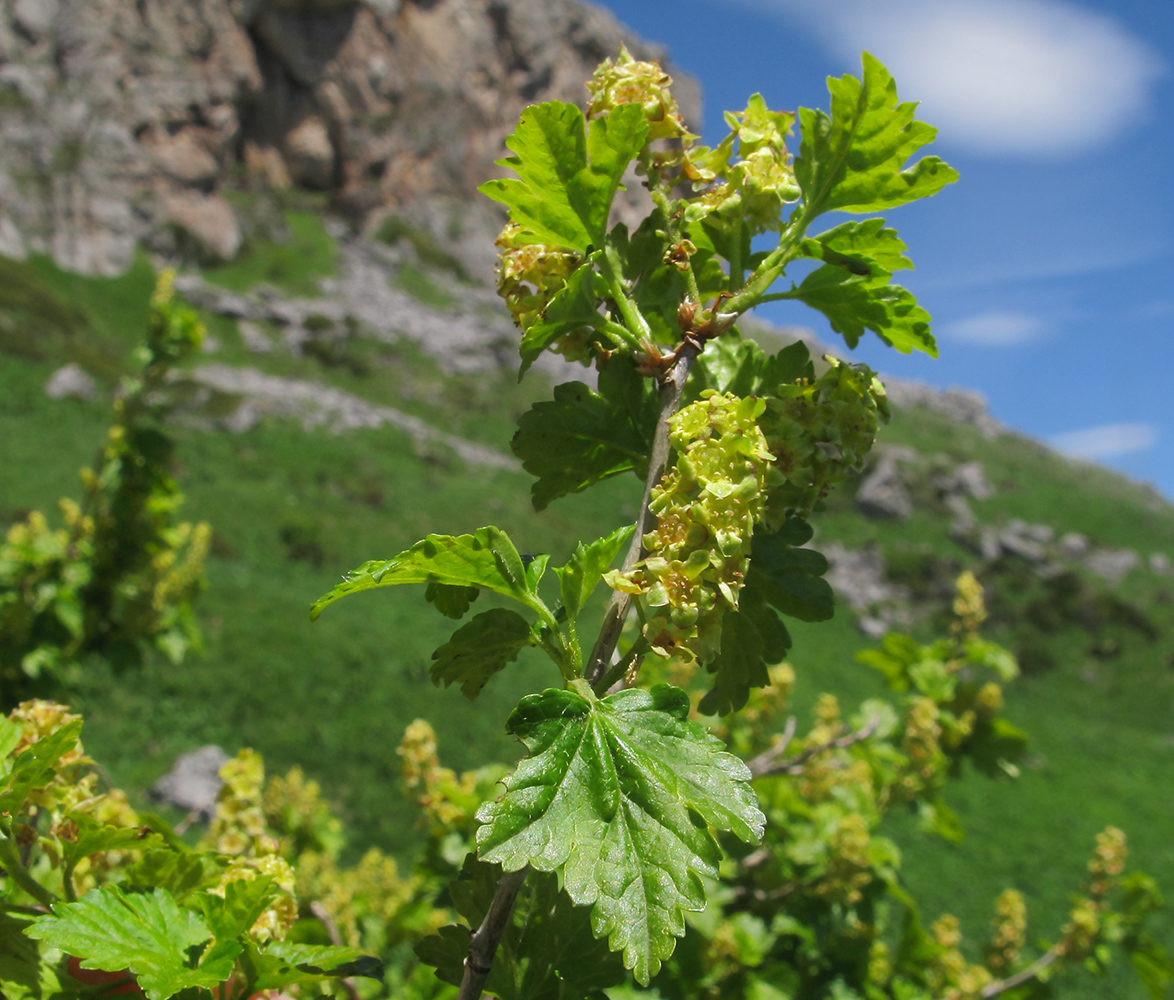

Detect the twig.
xmin=309 ymin=901 xmax=360 ymax=1000
xmin=743 ymin=717 xmax=798 ymax=778
xmin=586 ymin=346 xmax=700 ymax=689
xmin=748 ymin=714 xmax=880 ymax=779
xmin=980 ymin=945 xmax=1062 ymax=998
xmin=458 ymin=867 xmax=529 ymax=1000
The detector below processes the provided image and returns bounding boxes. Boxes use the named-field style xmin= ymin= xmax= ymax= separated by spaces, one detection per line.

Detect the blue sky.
xmin=592 ymin=0 xmax=1173 ymax=497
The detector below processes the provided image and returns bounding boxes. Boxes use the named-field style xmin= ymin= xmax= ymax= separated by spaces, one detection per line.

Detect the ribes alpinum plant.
xmin=1 ymin=47 xmax=1169 ymax=1000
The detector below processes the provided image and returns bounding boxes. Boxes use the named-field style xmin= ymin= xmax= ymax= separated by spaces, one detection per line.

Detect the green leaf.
xmin=122 ymin=850 xmax=222 ymax=901
xmin=480 ymin=102 xmax=650 ymax=252
xmin=1126 ymin=934 xmax=1174 ymax=1000
xmin=750 ymin=529 xmax=835 ymax=623
xmin=476 ymin=683 xmax=764 ymax=985
xmin=0 ymin=720 xmax=83 ymax=816
xmin=699 ymin=579 xmax=792 ymax=717
xmin=250 ymin=941 xmax=382 ymax=991
xmin=312 ymin=526 xmax=548 ymax=620
xmin=791 ymin=261 xmax=936 ymax=356
xmin=0 ymin=717 xmax=23 ymax=764
xmin=431 ymin=608 xmax=536 ymax=700
xmin=418 ymin=858 xmax=627 ymax=1000
xmin=518 ymin=256 xmax=605 ymax=375
xmin=795 ymin=52 xmax=958 ymax=215
xmin=760 ymin=339 xmax=816 ymax=392
xmin=425 ymin=581 xmax=481 ymax=620
xmin=512 ymin=358 xmax=658 ymax=511
xmin=690 ymin=334 xmax=767 ymax=399
xmin=26 ymin=887 xmax=229 ymax=1000
xmin=62 ymin=817 xmax=165 ymax=891
xmin=802 ymin=219 xmax=913 ymax=274
xmin=0 ymin=913 xmax=75 ymax=1000
xmin=556 ymin=525 xmax=635 ymax=623
xmin=194 ymin=877 xmax=275 ymax=943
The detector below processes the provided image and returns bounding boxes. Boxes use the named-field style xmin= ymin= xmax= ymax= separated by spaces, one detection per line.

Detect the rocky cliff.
xmin=0 ymin=0 xmax=699 ymax=275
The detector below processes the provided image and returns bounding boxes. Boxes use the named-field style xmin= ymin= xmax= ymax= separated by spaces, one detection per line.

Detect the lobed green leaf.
xmin=792 ymin=262 xmax=936 ymax=356
xmin=511 ymin=358 xmax=657 ymax=511
xmin=555 ymin=524 xmax=635 ymax=624
xmin=795 ymin=52 xmax=958 ymax=216
xmin=26 ymin=887 xmax=228 ymax=1000
xmin=480 ymin=102 xmax=649 ymax=253
xmin=476 ymin=683 xmax=764 ymax=984
xmin=311 ymin=526 xmax=546 ymax=620
xmin=0 ymin=720 xmax=83 ymax=816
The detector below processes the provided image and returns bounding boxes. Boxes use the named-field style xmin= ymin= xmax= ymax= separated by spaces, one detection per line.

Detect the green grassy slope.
xmin=1 ymin=247 xmax=1171 ymax=996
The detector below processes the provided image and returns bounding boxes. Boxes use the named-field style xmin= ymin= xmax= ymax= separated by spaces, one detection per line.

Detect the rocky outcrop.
xmin=0 ymin=0 xmax=699 ymax=276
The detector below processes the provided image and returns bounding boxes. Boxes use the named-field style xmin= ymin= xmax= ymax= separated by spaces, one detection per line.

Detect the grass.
xmin=203 ymin=208 xmax=337 ymax=298
xmin=1 ymin=253 xmax=1171 ymax=995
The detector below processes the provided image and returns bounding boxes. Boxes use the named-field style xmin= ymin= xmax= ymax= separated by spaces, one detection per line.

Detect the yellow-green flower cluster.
xmin=683 ymin=94 xmax=801 ymax=233
xmin=610 ymin=391 xmax=773 ymax=660
xmin=586 ymin=43 xmax=692 ymax=142
xmin=494 ymin=222 xmax=582 ymax=331
xmin=760 ymin=358 xmax=889 ymax=524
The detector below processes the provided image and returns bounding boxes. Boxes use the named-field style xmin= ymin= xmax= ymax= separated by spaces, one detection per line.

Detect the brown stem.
xmin=748 ymin=714 xmax=880 ymax=779
xmin=585 ymin=346 xmax=700 ymax=689
xmin=457 ymin=335 xmax=707 ymax=1000
xmin=458 ymin=867 xmax=529 ymax=1000
xmin=980 ymin=945 xmax=1063 ymax=998
xmin=309 ymin=901 xmax=359 ymax=1000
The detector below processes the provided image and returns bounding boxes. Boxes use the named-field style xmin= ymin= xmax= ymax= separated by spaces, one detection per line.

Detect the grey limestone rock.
xmin=149 ymin=745 xmax=230 ymax=819
xmin=0 ymin=0 xmax=699 ymax=277
xmin=44 ymin=362 xmax=96 ymax=400
xmin=855 ymin=452 xmax=913 ymax=521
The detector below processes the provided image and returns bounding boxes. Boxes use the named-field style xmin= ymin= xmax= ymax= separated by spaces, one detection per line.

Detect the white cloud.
xmin=738 ymin=0 xmax=1164 ymax=156
xmin=941 ymin=311 xmax=1043 ymax=346
xmin=1049 ymin=423 xmax=1159 ymax=460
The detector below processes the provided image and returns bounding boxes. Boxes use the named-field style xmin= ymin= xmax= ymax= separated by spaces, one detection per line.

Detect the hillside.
xmin=1 ymin=1 xmax=1172 ymax=995
xmin=2 ymin=214 xmax=1172 ymax=994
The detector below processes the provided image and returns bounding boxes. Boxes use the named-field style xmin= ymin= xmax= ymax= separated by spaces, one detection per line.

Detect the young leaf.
xmin=311 ymin=526 xmax=547 ymax=620
xmin=795 ymin=52 xmax=958 ymax=215
xmin=555 ymin=524 xmax=636 ymax=623
xmin=25 ymin=886 xmax=230 ymax=1000
xmin=0 ymin=720 xmax=83 ymax=815
xmin=512 ymin=359 xmax=657 ymax=511
xmin=749 ymin=530 xmax=835 ymax=623
xmin=476 ymin=683 xmax=765 ymax=985
xmin=791 ymin=262 xmax=936 ymax=356
xmin=430 ymin=608 xmax=536 ymax=700
xmin=690 ymin=334 xmax=768 ymax=399
xmin=480 ymin=101 xmax=650 ymax=252
xmin=698 ymin=581 xmax=792 ymax=717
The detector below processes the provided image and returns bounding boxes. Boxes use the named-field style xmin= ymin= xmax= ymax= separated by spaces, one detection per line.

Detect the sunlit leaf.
xmin=477 ymin=683 xmax=764 ymax=985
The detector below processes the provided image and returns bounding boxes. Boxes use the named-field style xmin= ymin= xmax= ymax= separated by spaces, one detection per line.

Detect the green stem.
xmin=592 ymin=317 xmax=644 ymax=352
xmin=599 ymin=243 xmax=651 ymax=341
xmin=0 ymin=832 xmax=58 ymax=910
xmin=728 ymin=220 xmax=744 ymax=293
xmin=593 ymin=635 xmax=650 ymax=696
xmin=722 ymin=205 xmax=818 ymax=317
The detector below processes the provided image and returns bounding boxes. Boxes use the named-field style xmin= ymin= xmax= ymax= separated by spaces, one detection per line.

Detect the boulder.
xmin=163 ymin=190 xmax=243 ymax=262
xmin=44 ymin=362 xmax=96 ymax=400
xmin=856 ymin=453 xmax=913 ymax=520
xmin=149 ymin=745 xmax=230 ymax=819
